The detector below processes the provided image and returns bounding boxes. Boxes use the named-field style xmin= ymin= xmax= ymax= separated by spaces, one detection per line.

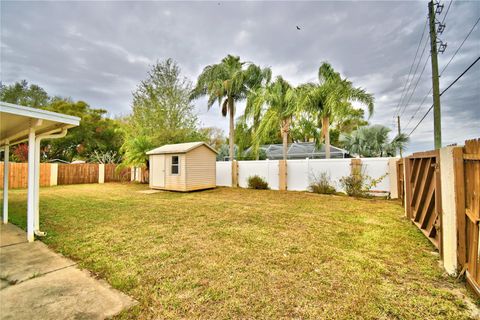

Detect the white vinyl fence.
xmin=216 ymin=158 xmax=394 ymax=192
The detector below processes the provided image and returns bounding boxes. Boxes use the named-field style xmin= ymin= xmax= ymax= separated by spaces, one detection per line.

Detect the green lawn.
xmin=4 ymin=183 xmax=476 ymax=319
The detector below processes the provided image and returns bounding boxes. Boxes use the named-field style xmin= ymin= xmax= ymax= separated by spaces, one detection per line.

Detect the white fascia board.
xmin=0 ymin=101 xmax=80 ymax=126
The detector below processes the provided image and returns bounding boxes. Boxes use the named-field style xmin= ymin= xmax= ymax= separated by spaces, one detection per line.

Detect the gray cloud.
xmin=1 ymin=0 xmax=479 ymax=153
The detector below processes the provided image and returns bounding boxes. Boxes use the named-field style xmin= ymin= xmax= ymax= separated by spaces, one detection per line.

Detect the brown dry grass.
xmin=5 ymin=183 xmax=476 ymax=319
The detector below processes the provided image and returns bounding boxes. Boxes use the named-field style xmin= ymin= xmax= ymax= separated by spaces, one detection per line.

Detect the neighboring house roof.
xmin=47 ymin=159 xmax=70 ymax=164
xmin=146 ymin=142 xmax=218 ymax=155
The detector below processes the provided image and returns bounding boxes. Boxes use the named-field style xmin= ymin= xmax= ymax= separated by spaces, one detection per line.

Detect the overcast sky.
xmin=1 ymin=0 xmax=479 ymax=153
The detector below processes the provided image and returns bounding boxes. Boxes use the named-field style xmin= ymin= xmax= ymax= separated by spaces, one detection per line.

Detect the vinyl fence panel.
xmin=216 ymin=161 xmax=232 ymax=186
xmin=216 ymin=157 xmax=393 ymax=192
xmin=237 ymin=160 xmax=279 ymax=190
xmin=361 ymin=158 xmax=391 ymax=192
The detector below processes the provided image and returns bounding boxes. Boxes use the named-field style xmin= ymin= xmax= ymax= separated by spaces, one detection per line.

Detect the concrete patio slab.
xmin=0 ymin=266 xmax=136 ymax=320
xmin=0 ymin=241 xmax=75 ymax=284
xmin=0 ymin=223 xmax=26 ymax=247
xmin=137 ymin=189 xmax=163 ymax=194
xmin=0 ymin=224 xmax=136 ymax=319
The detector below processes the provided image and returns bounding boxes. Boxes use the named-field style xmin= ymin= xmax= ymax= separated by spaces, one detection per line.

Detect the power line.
xmin=440 ymin=0 xmax=453 ymax=24
xmin=397 ymin=36 xmax=430 ymax=116
xmin=441 ymin=55 xmax=479 ymax=94
xmin=403 ymin=87 xmax=432 ymax=132
xmin=393 ymin=19 xmax=428 ymax=119
xmin=440 ymin=15 xmax=480 ymax=76
xmin=398 ymin=53 xmax=431 ymax=118
xmin=407 ymin=55 xmax=480 ymax=136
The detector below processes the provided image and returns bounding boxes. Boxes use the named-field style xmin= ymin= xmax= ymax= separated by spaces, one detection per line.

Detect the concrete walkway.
xmin=0 ymin=223 xmax=136 ymax=319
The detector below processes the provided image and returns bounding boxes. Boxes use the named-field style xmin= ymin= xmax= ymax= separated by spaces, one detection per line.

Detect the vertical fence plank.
xmin=453 ymin=147 xmax=466 ymax=267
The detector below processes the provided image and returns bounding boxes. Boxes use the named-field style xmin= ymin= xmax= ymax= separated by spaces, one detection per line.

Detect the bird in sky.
xmin=296 ymin=26 xmax=301 ymax=30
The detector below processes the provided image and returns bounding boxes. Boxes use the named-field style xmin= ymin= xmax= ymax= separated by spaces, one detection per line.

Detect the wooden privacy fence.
xmin=404 ymin=150 xmax=442 ymax=254
xmin=454 ymin=138 xmax=480 ymax=295
xmin=398 ymin=138 xmax=480 ymax=296
xmin=105 ymin=164 xmax=131 ymax=182
xmin=57 ymin=164 xmax=99 ymax=185
xmin=0 ymin=163 xmax=51 ymax=189
xmin=0 ymin=162 xmax=130 ymax=189
xmin=396 ymin=159 xmax=404 ymax=205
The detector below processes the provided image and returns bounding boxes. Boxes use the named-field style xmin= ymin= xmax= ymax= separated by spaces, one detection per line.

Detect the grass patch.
xmin=3 ymin=183 xmax=476 ymax=319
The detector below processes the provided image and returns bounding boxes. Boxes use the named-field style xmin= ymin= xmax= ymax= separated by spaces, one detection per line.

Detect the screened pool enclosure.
xmin=218 ymin=142 xmax=349 ymax=161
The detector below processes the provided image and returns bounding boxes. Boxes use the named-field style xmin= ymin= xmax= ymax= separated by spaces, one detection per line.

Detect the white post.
xmin=439 ymin=146 xmax=458 ymax=275
xmin=34 ymin=138 xmax=41 ymax=232
xmin=27 ymin=128 xmax=36 ymax=242
xmin=33 ymin=129 xmax=66 ymax=235
xmin=50 ymin=163 xmax=58 ymax=186
xmin=98 ymin=164 xmax=105 ymax=184
xmin=306 ymin=157 xmax=310 ymax=185
xmin=388 ymin=158 xmax=399 ymax=199
xmin=403 ymin=160 xmax=408 ymax=217
xmin=3 ymin=142 xmax=9 ymax=224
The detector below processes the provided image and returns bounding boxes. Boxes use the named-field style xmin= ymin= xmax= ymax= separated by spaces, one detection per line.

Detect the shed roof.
xmin=146 ymin=141 xmax=218 ymax=155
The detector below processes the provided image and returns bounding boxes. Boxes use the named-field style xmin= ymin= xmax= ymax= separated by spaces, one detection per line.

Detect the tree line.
xmin=0 ymin=55 xmax=408 ymax=166
xmin=191 ymin=54 xmax=408 ymax=162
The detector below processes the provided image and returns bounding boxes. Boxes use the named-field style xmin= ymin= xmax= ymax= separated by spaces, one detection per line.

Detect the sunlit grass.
xmin=4 ymin=183 xmax=474 ymax=319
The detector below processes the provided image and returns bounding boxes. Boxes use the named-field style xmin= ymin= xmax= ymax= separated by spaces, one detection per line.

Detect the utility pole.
xmin=428 ymin=0 xmax=442 ymax=149
xmin=397 ymin=116 xmax=403 ymax=157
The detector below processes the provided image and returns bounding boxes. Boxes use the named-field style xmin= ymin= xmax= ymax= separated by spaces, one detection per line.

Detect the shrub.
xmin=247 ymin=175 xmax=269 ymax=190
xmin=339 ymin=165 xmax=385 ymax=197
xmin=309 ymin=172 xmax=336 ymax=194
xmin=339 ymin=173 xmax=367 ymax=197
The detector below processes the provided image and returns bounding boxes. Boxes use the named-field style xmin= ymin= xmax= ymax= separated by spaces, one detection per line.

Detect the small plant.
xmin=89 ymin=150 xmax=122 ymax=164
xmin=247 ymin=175 xmax=269 ymax=190
xmin=309 ymin=172 xmax=336 ymax=194
xmin=339 ymin=165 xmax=385 ymax=197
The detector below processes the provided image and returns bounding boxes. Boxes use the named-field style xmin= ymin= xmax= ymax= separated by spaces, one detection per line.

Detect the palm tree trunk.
xmin=228 ymin=98 xmax=235 ymax=162
xmin=281 ymin=118 xmax=290 ymax=160
xmin=322 ymin=116 xmax=331 ymax=159
xmin=253 ymin=114 xmax=259 ymax=160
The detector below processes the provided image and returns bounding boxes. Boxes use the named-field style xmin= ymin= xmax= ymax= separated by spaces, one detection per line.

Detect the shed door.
xmin=151 ymin=155 xmax=165 ymax=188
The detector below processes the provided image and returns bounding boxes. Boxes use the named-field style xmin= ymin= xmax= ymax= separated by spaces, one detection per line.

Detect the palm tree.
xmin=299 ymin=62 xmax=374 ymax=158
xmin=190 ymin=55 xmax=271 ymax=164
xmin=250 ymin=76 xmax=297 ymax=160
xmin=340 ymin=125 xmax=409 ymax=157
xmin=119 ymin=135 xmax=155 ymax=183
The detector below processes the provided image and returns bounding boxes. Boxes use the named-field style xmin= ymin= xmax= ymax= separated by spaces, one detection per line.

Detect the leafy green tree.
xmin=122 ymin=59 xmax=205 ymax=168
xmin=329 ymin=107 xmax=369 ymax=147
xmin=0 ymin=80 xmax=50 ymax=108
xmin=191 ymin=54 xmax=271 ymax=162
xmin=298 ymin=62 xmax=374 ymax=158
xmin=290 ymin=111 xmax=320 ymax=143
xmin=120 ymin=135 xmax=155 ymax=168
xmin=43 ymin=99 xmax=124 ymax=161
xmin=249 ymin=76 xmax=297 ymax=160
xmin=1 ymin=80 xmax=123 ymax=162
xmin=198 ymin=127 xmax=225 ymax=151
xmin=340 ymin=125 xmax=409 ymax=157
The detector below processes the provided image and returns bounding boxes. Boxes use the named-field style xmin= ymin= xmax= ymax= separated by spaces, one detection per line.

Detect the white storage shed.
xmin=146 ymin=142 xmax=217 ymax=192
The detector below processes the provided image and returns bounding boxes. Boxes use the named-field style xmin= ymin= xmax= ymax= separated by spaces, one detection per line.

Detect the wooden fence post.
xmin=232 ymin=160 xmax=239 ymax=187
xmin=388 ymin=158 xmax=398 ymax=199
xmin=453 ymin=146 xmax=466 ymax=269
xmin=439 ymin=146 xmax=459 ymax=275
xmin=98 ymin=164 xmax=105 ymax=184
xmin=350 ymin=158 xmax=362 ymax=177
xmin=278 ymin=160 xmax=287 ymax=191
xmin=50 ymin=163 xmax=58 ymax=186
xmin=404 ymin=157 xmax=412 ymax=219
